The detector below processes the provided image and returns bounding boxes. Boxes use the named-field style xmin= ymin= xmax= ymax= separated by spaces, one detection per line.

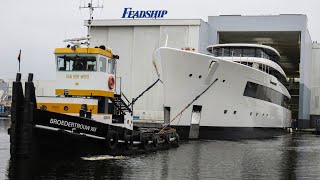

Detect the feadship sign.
xmin=122 ymin=7 xmax=168 ymax=19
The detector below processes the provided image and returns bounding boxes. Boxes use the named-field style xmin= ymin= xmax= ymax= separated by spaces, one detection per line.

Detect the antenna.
xmin=80 ymin=0 xmax=103 ymax=38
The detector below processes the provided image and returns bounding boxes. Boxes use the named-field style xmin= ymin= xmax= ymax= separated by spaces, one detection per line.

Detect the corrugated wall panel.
xmin=90 ymin=24 xmax=201 ymax=121
xmin=90 ymin=27 xmax=109 ymax=47
xmin=108 ymin=27 xmax=134 ymax=100
xmin=131 ymin=26 xmax=163 ymax=120
xmin=311 ymin=44 xmax=320 ymax=115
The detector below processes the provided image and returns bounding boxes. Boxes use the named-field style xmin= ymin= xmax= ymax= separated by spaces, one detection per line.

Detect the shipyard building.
xmin=88 ymin=14 xmax=320 ymax=128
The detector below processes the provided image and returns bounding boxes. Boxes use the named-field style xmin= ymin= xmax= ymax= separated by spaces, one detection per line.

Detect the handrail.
xmin=115 ymin=77 xmax=122 ymax=94
xmin=208 ymin=48 xmax=278 ymax=62
xmin=120 ymin=92 xmax=130 ymax=105
xmin=109 ymin=95 xmax=132 ymax=114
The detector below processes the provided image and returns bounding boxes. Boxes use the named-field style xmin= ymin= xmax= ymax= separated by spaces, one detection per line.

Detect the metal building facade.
xmin=88 ymin=15 xmax=317 ymax=128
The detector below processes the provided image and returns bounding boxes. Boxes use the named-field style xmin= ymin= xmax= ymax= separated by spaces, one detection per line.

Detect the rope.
xmin=129 ymin=78 xmax=162 ymax=106
xmin=159 ymin=78 xmax=219 ymax=133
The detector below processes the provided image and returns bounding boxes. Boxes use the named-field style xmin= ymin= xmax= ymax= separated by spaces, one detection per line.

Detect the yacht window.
xmin=243 ymin=48 xmax=255 ymax=57
xmin=57 ymin=56 xmax=97 ymax=71
xmin=99 ymin=57 xmax=107 ymax=72
xmin=269 ymin=55 xmax=278 ymax=62
xmin=222 ymin=48 xmax=230 ymax=56
xmin=231 ymin=48 xmax=242 ymax=57
xmin=213 ymin=49 xmax=218 ymax=56
xmin=217 ymin=48 xmax=223 ymax=56
xmin=243 ymin=82 xmax=258 ymax=97
xmin=255 ymin=49 xmax=263 ymax=58
xmin=259 ymin=64 xmax=266 ymax=72
xmin=261 ymin=51 xmax=270 ymax=60
xmin=243 ymin=81 xmax=289 ymax=108
xmin=107 ymin=59 xmax=115 ymax=74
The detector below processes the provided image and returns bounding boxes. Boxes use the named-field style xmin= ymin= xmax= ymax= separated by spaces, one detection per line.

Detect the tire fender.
xmin=106 ymin=130 xmax=119 ymax=151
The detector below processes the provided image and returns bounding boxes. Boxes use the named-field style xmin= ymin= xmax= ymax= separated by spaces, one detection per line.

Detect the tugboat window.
xmin=108 ymin=59 xmax=115 ymax=74
xmin=99 ymin=57 xmax=107 ymax=72
xmin=57 ymin=56 xmax=97 ymax=71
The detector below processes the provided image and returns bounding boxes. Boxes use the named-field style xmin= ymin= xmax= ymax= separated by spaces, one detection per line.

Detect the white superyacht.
xmin=154 ymin=43 xmax=291 ymax=139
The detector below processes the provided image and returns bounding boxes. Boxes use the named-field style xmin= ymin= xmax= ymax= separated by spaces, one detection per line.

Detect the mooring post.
xmin=9 ymin=73 xmax=25 ymax=157
xmin=25 ymin=73 xmax=37 ymax=109
xmin=20 ymin=73 xmax=37 ymax=158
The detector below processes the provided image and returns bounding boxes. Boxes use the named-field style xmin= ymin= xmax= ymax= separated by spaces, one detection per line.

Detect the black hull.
xmin=34 ymin=127 xmax=106 ymax=157
xmin=172 ymin=125 xmax=289 ymax=140
xmin=29 ymin=127 xmax=176 ymax=158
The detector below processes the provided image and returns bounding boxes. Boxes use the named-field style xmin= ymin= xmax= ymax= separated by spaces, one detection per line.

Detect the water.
xmin=1 ymin=117 xmax=320 ymax=179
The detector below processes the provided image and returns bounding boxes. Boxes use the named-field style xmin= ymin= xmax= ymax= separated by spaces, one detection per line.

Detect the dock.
xmin=292 ymin=129 xmax=317 ymax=134
xmin=133 ymin=119 xmax=164 ymax=128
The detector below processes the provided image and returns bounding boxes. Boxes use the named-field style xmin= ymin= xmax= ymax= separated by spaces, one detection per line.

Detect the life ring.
xmin=124 ymin=134 xmax=133 ymax=150
xmin=108 ymin=76 xmax=115 ymax=90
xmin=105 ymin=130 xmax=119 ymax=151
xmin=140 ymin=137 xmax=149 ymax=150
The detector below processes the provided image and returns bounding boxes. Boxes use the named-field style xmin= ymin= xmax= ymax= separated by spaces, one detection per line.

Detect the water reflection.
xmin=0 ymin=117 xmax=10 ymax=132
xmin=7 ymin=157 xmax=126 ymax=179
xmin=2 ymin=116 xmax=320 ymax=179
xmin=279 ymin=134 xmax=298 ymax=179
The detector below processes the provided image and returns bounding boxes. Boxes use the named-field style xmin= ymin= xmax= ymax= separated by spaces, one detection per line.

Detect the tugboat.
xmin=8 ymin=2 xmax=178 ymax=159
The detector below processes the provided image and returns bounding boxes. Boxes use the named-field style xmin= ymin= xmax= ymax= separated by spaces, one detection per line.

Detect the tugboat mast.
xmin=80 ymin=0 xmax=103 ymax=39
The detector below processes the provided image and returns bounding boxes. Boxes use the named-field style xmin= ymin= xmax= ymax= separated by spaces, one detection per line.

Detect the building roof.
xmin=87 ymin=19 xmax=203 ymax=27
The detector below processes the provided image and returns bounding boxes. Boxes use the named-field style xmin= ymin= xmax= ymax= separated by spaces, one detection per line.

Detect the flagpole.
xmin=17 ymin=50 xmax=21 ymax=72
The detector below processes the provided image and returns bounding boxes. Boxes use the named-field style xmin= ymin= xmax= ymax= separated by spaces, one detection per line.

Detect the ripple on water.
xmin=81 ymin=155 xmax=128 ymax=161
xmin=1 ymin=128 xmax=320 ymax=179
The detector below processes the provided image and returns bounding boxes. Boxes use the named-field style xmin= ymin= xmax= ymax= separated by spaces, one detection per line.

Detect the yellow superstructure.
xmin=53 ymin=46 xmax=118 ymax=98
xmin=38 ymin=102 xmax=98 ymax=114
xmin=37 ymin=45 xmax=120 ymax=117
xmin=55 ymin=89 xmax=114 ymax=97
xmin=54 ymin=47 xmax=114 ymax=58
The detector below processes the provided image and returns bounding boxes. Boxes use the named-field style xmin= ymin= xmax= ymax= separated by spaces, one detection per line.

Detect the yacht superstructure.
xmin=154 ymin=43 xmax=291 ymax=139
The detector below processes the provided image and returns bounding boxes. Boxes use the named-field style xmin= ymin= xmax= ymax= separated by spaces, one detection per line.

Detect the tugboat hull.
xmin=9 ymin=73 xmax=179 ymax=159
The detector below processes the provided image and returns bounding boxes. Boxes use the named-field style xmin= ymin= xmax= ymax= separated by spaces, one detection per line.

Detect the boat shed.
xmin=88 ymin=14 xmax=320 ymax=128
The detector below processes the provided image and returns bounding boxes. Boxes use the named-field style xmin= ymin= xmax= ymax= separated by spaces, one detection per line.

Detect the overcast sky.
xmin=0 ymin=0 xmax=319 ymax=80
